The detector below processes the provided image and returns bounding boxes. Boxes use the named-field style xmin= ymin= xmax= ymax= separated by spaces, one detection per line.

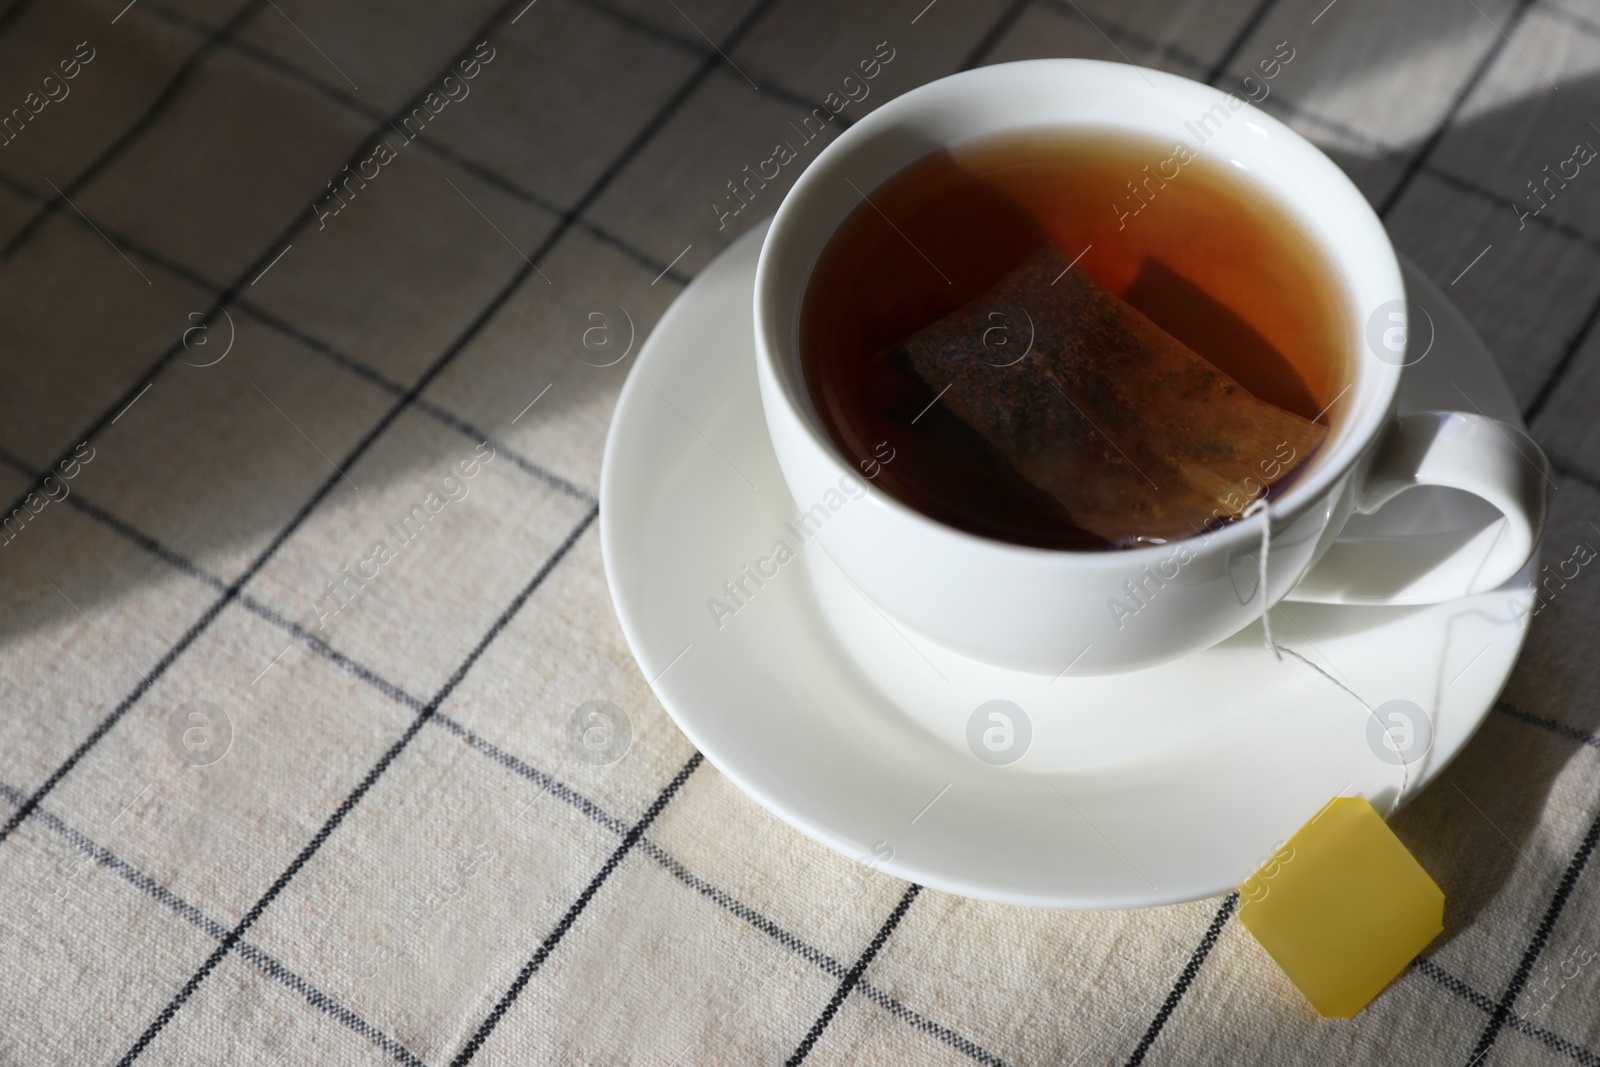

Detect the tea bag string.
xmin=1241 ymin=498 xmax=1410 ymax=814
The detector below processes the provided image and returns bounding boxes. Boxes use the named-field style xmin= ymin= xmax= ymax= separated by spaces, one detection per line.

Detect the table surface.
xmin=1 ymin=0 xmax=1598 ymax=1064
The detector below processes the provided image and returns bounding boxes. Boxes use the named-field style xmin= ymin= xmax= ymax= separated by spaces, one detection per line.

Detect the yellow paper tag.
xmin=1238 ymin=796 xmax=1444 ymax=1018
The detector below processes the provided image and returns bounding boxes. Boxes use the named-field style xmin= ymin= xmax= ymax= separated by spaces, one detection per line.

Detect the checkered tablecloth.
xmin=1 ymin=0 xmax=1597 ymax=1062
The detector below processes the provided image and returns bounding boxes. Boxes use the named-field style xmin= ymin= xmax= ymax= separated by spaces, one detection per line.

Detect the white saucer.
xmin=600 ymin=220 xmax=1537 ymax=908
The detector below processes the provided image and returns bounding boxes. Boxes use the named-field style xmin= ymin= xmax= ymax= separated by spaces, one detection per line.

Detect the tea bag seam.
xmin=1243 ymin=497 xmax=1411 ymax=815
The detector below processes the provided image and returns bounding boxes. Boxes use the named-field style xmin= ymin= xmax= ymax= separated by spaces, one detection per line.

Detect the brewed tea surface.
xmin=800 ymin=130 xmax=1349 ymax=549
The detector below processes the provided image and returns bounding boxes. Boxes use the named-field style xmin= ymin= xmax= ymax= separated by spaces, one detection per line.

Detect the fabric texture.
xmin=0 ymin=0 xmax=1597 ymax=1063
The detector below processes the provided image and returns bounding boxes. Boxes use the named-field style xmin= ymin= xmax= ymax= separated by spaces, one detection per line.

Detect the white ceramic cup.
xmin=753 ymin=59 xmax=1549 ymax=675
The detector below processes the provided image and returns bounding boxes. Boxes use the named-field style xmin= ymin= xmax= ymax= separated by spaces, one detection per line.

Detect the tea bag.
xmin=890 ymin=244 xmax=1328 ymax=545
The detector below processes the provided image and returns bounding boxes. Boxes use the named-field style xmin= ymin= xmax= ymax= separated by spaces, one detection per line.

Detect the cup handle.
xmin=1285 ymin=410 xmax=1550 ymax=604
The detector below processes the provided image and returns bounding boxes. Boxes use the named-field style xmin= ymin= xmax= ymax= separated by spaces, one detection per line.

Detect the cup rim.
xmin=754 ymin=58 xmax=1406 ymax=565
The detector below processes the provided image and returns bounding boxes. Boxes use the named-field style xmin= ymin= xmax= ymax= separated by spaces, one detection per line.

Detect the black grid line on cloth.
xmin=1467 ymin=2 xmax=1600 ymax=426
xmin=72 ymin=0 xmax=1600 ymax=326
xmin=1417 ymin=163 xmax=1600 ymax=257
xmin=5 ymin=739 xmax=1019 ymax=1067
xmin=114 ymin=0 xmax=797 ymax=1049
xmin=634 ymin=837 xmax=848 ymax=977
xmin=112 ymin=504 xmax=599 ymax=1065
xmin=1032 ymin=0 xmax=1600 ymax=256
xmin=118 ymin=0 xmax=699 ymax=288
xmin=154 ymin=0 xmax=1557 ymax=307
xmin=1465 ymin=454 xmax=1600 ymax=1067
xmin=0 ymin=164 xmax=598 ymax=503
xmin=768 ymin=4 xmax=1109 ymax=1060
xmin=19 ymin=0 xmax=1592 ymax=780
xmin=464 ymin=2 xmax=807 ymax=1059
xmin=959 ymin=0 xmax=1034 ymax=71
xmin=427 ymin=711 xmax=628 ymax=833
xmin=418 ymin=714 xmax=1020 ymax=1067
xmin=634 ymin=837 xmax=1017 ymax=1065
xmin=1203 ymin=0 xmax=1279 ymax=85
xmin=117 ymin=0 xmax=865 ymax=296
xmin=1108 ymin=2 xmax=1296 ymax=1050
xmin=1201 ymin=0 xmax=1284 ymax=90
xmin=567 ymin=0 xmax=863 ymax=122
xmin=0 ymin=0 xmax=558 ymax=538
xmin=23 ymin=166 xmax=1582 ymax=1067
xmin=0 ymin=432 xmax=1022 ymax=1065
xmin=1523 ymin=281 xmax=1600 ymax=425
xmin=12 ymin=10 xmax=1580 ymax=1067
xmin=227 ymin=299 xmax=598 ymax=503
xmin=1254 ymin=90 xmax=1406 ymax=153
xmin=409 ymin=719 xmax=1019 ymax=1067
xmin=1034 ymin=0 xmax=1209 ymax=74
xmin=1465 ymin=781 xmax=1600 ymax=1064
xmin=21 ymin=438 xmax=1600 ymax=1067
xmin=0 ymin=175 xmax=595 ymax=508
xmin=561 ymin=836 xmax=1014 ymax=1067
xmin=563 ymin=0 xmax=1597 ymax=1053
xmin=786 ymin=883 xmax=923 ymax=1066
xmin=0 ymin=780 xmax=428 ymax=1067
xmin=1117 ymin=0 xmax=1587 ymax=1047
xmin=138 ymin=0 xmax=856 ymax=162
xmin=1550 ymin=454 xmax=1600 ymax=492
xmin=853 ymin=982 xmax=1018 ymax=1067
xmin=1416 ymin=956 xmax=1503 ymax=1014
xmin=1417 ymin=957 xmax=1600 ymax=1067
xmin=0 ymin=420 xmax=1023 ymax=1067
xmin=0 ymin=0 xmax=591 ymax=853
xmin=1376 ymin=0 xmax=1541 ymax=219
xmin=0 ymin=164 xmax=598 ymax=508
xmin=1039 ymin=0 xmax=1331 ymax=92
xmin=573 ymin=0 xmax=734 ymax=62
xmin=1498 ymin=701 xmax=1600 ymax=751
xmin=1170 ymin=0 xmax=1600 ymax=429
xmin=0 ymin=8 xmax=1580 ymax=1067
xmin=1103 ymin=683 xmax=1600 ymax=1066
xmin=443 ymin=751 xmax=705 ymax=1066
xmin=1504 ymin=1017 xmax=1600 ymax=1067
xmin=0 ymin=163 xmax=601 ymax=505
xmin=1244 ymin=92 xmax=1600 ymax=253
xmin=1035 ymin=0 xmax=1600 ymax=442
xmin=110 ymin=0 xmax=1600 ymax=340
xmin=0 ymin=443 xmax=227 ymax=595
xmin=1125 ymin=892 xmax=1238 ymax=1067
xmin=0 ymin=0 xmax=274 ymax=260
xmin=582 ymin=0 xmax=1600 ymax=1054
xmin=0 ymin=443 xmax=432 ymax=716
xmin=0 ymin=574 xmax=239 ymax=847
